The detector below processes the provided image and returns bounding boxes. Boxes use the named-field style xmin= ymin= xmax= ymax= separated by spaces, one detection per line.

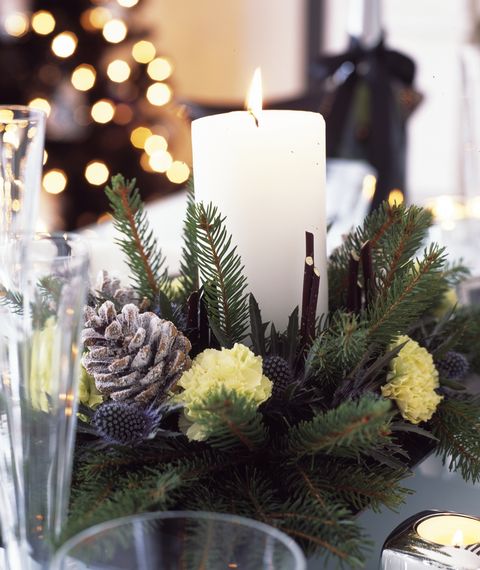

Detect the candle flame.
xmin=246 ymin=68 xmax=262 ymax=124
xmin=452 ymin=529 xmax=464 ymax=547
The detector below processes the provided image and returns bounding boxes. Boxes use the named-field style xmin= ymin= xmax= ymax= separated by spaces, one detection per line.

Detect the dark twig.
xmin=301 ymin=232 xmax=315 ymax=338
xmin=360 ymin=241 xmax=375 ymax=309
xmin=306 ymin=267 xmax=321 ymax=344
xmin=346 ymin=251 xmax=361 ymax=314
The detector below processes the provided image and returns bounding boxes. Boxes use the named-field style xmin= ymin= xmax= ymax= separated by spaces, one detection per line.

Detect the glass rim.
xmin=0 ymin=104 xmax=47 ymax=122
xmin=1 ymin=231 xmax=90 ymax=263
xmin=52 ymin=510 xmax=307 ymax=569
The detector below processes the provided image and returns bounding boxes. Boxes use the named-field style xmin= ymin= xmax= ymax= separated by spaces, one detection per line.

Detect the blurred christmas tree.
xmin=0 ymin=0 xmax=190 ymax=230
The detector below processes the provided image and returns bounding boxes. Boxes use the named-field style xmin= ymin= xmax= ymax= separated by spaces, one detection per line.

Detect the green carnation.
xmin=381 ymin=335 xmax=443 ymax=424
xmin=176 ymin=343 xmax=272 ymax=441
xmin=78 ymin=366 xmax=103 ymax=409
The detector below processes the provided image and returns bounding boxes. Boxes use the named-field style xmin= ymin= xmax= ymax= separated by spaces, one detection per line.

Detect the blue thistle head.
xmin=92 ymin=401 xmax=161 ymax=446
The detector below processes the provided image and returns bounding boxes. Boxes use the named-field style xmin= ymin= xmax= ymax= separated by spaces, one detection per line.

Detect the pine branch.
xmin=366 ymin=244 xmax=447 ymax=345
xmin=178 ymin=181 xmax=199 ymax=300
xmin=431 ymin=396 xmax=480 ymax=483
xmin=286 ymin=394 xmax=393 ymax=458
xmin=192 ymin=202 xmax=249 ymax=346
xmin=105 ymin=174 xmax=168 ymax=300
xmin=306 ymin=311 xmax=367 ymax=385
xmin=300 ymin=459 xmax=412 ymax=513
xmin=189 ymin=388 xmax=268 ymax=452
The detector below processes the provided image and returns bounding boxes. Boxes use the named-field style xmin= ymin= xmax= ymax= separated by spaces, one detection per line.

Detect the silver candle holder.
xmin=381 ymin=510 xmax=480 ymax=569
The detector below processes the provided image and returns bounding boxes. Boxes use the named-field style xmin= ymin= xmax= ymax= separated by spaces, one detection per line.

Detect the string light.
xmin=43 ymin=169 xmax=67 ymax=194
xmin=147 ymin=58 xmax=173 ymax=81
xmin=388 ymin=189 xmax=404 ymax=206
xmin=102 ymin=19 xmax=127 ymax=43
xmin=117 ymin=0 xmax=139 ymax=7
xmin=43 ymin=150 xmax=48 ymax=165
xmin=107 ymin=59 xmax=131 ymax=83
xmin=4 ymin=12 xmax=28 ymax=37
xmin=149 ymin=150 xmax=172 ymax=173
xmin=51 ymin=32 xmax=78 ymax=58
xmin=91 ymin=100 xmax=115 ymax=123
xmin=139 ymin=152 xmax=154 ymax=172
xmin=144 ymin=135 xmax=167 ymax=155
xmin=85 ymin=161 xmax=109 ymax=185
xmin=81 ymin=7 xmax=111 ymax=31
xmin=132 ymin=41 xmax=156 ymax=64
xmin=71 ymin=64 xmax=96 ymax=91
xmin=146 ymin=83 xmax=172 ymax=106
xmin=166 ymin=161 xmax=190 ymax=184
xmin=114 ymin=104 xmax=133 ymax=125
xmin=130 ymin=126 xmax=152 ymax=149
xmin=31 ymin=11 xmax=56 ymax=35
xmin=28 ymin=98 xmax=51 ymax=117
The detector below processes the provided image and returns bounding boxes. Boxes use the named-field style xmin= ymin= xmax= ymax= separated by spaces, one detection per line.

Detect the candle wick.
xmin=248 ymin=109 xmax=259 ymax=128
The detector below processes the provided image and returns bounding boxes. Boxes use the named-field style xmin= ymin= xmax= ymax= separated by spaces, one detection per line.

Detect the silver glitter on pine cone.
xmin=95 ymin=270 xmax=138 ymax=307
xmin=82 ymin=301 xmax=192 ymax=405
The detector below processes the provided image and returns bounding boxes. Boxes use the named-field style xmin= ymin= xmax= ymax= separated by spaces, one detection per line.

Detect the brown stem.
xmin=306 ymin=267 xmax=321 ymax=341
xmin=117 ymin=185 xmax=159 ymax=295
xmin=198 ymin=207 xmax=231 ymax=339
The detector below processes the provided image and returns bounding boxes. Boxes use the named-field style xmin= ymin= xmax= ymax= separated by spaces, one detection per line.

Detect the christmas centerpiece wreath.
xmin=69 ymin=175 xmax=480 ymax=568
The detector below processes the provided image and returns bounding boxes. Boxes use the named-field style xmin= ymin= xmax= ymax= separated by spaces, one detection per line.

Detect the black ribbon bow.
xmin=312 ymin=37 xmax=419 ymax=209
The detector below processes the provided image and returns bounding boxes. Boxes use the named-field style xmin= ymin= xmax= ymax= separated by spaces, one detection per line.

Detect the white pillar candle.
xmin=192 ymin=72 xmax=327 ymax=330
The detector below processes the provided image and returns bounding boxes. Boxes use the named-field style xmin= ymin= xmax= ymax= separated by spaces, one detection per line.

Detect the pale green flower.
xmin=78 ymin=366 xmax=103 ymax=408
xmin=381 ymin=335 xmax=443 ymax=424
xmin=176 ymin=343 xmax=272 ymax=440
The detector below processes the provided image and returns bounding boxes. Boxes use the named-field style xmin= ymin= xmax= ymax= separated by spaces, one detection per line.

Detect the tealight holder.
xmin=381 ymin=510 xmax=480 ymax=569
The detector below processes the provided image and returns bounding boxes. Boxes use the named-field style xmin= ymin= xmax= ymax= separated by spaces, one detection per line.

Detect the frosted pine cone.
xmin=82 ymin=301 xmax=191 ymax=405
xmin=95 ymin=270 xmax=138 ymax=307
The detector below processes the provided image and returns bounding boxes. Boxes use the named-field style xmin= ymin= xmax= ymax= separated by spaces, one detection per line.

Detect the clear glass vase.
xmin=52 ymin=511 xmax=306 ymax=570
xmin=0 ymin=105 xmax=46 ymax=236
xmin=0 ymin=233 xmax=89 ymax=569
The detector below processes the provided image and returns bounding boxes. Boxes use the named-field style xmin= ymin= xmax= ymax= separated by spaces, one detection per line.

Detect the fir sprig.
xmin=431 ymin=396 xmax=480 ymax=483
xmin=105 ymin=175 xmax=169 ymax=301
xmin=192 ymin=202 xmax=249 ymax=346
xmin=178 ymin=181 xmax=199 ymax=301
xmin=286 ymin=394 xmax=393 ymax=458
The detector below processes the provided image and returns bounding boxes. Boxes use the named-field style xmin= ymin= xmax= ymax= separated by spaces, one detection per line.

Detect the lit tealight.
xmin=132 ymin=40 xmax=156 ymax=63
xmin=29 ymin=98 xmax=51 ymax=117
xmin=130 ymin=126 xmax=152 ymax=149
xmin=107 ymin=59 xmax=131 ymax=83
xmin=388 ymin=188 xmax=404 ymax=206
xmin=166 ymin=161 xmax=190 ymax=184
xmin=4 ymin=12 xmax=29 ymax=37
xmin=117 ymin=0 xmax=139 ymax=7
xmin=102 ymin=19 xmax=127 ymax=43
xmin=31 ymin=11 xmax=56 ymax=35
xmin=144 ymin=134 xmax=168 ymax=155
xmin=51 ymin=32 xmax=78 ymax=58
xmin=91 ymin=99 xmax=115 ymax=123
xmin=416 ymin=514 xmax=480 ymax=547
xmin=146 ymin=83 xmax=172 ymax=106
xmin=71 ymin=64 xmax=96 ymax=91
xmin=147 ymin=57 xmax=173 ymax=81
xmin=85 ymin=161 xmax=109 ymax=185
xmin=43 ymin=169 xmax=67 ymax=194
xmin=149 ymin=150 xmax=172 ymax=173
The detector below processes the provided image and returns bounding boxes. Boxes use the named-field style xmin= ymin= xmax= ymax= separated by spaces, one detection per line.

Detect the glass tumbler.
xmin=52 ymin=511 xmax=307 ymax=570
xmin=0 ymin=233 xmax=89 ymax=569
xmin=0 ymin=106 xmax=46 ymax=235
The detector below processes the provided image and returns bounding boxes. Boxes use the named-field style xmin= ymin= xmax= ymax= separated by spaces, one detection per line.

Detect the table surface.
xmin=309 ymin=455 xmax=479 ymax=569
